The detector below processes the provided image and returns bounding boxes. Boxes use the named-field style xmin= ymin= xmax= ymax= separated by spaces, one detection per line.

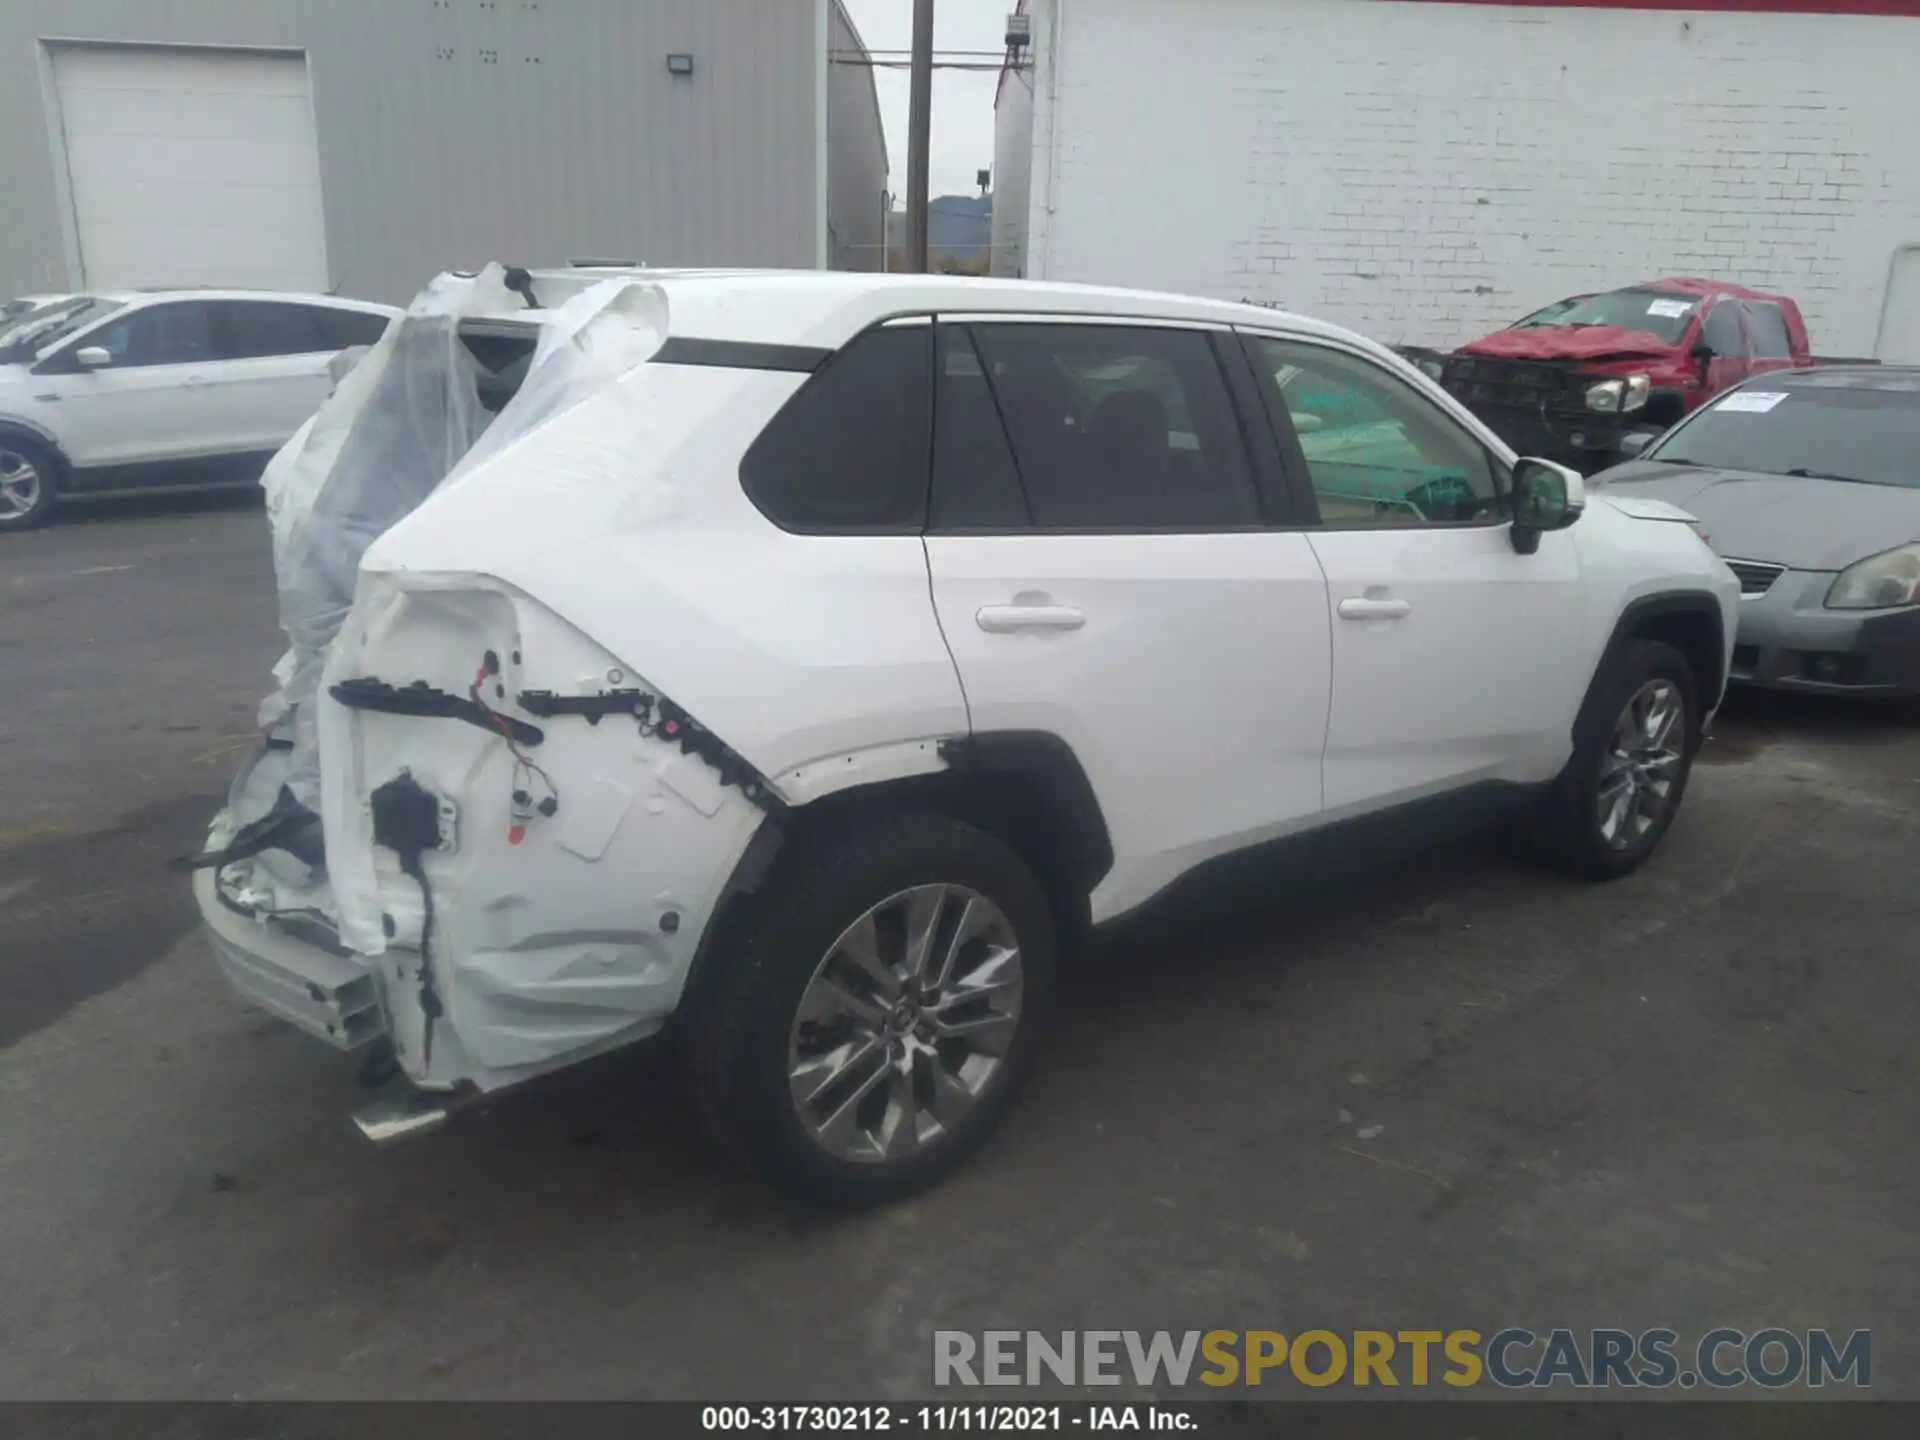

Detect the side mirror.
xmin=1615 ymin=429 xmax=1657 ymax=460
xmin=73 ymin=346 xmax=112 ymax=369
xmin=1690 ymin=341 xmax=1715 ymax=367
xmin=1510 ymin=458 xmax=1586 ymax=554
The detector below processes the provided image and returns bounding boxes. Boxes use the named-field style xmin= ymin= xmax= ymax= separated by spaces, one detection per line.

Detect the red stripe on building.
xmin=1426 ymin=0 xmax=1920 ymax=15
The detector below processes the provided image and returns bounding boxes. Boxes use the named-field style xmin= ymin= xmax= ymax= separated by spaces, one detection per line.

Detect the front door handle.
xmin=1337 ymin=597 xmax=1412 ymax=621
xmin=976 ymin=604 xmax=1086 ymax=633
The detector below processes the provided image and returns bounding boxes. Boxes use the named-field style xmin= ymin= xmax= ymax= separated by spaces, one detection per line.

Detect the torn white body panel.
xmin=203 ymin=265 xmax=966 ymax=1096
xmin=318 ymin=575 xmax=767 ymax=1087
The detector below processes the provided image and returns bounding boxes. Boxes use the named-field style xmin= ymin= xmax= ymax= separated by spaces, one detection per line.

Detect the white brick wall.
xmin=1024 ymin=0 xmax=1920 ymax=356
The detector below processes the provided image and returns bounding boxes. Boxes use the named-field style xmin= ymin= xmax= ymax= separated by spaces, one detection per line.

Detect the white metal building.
xmin=0 ymin=0 xmax=888 ymax=304
xmin=994 ymin=0 xmax=1920 ymax=360
xmin=991 ymin=0 xmax=1036 ymax=279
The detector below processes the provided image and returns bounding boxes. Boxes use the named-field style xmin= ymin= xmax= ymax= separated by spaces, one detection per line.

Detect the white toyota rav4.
xmin=190 ymin=267 xmax=1739 ymax=1206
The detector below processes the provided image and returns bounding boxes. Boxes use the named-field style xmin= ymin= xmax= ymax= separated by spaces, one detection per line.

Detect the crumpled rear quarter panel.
xmin=319 ymin=576 xmax=767 ymax=1086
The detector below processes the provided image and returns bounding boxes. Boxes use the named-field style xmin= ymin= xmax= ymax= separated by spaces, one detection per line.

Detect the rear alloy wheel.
xmin=788 ymin=884 xmax=1024 ymax=1164
xmin=681 ymin=811 xmax=1056 ymax=1207
xmin=0 ymin=437 xmax=57 ymax=531
xmin=1534 ymin=638 xmax=1701 ymax=880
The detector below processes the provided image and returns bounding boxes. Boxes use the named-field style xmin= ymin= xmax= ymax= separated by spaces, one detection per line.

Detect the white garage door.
xmin=51 ymin=46 xmax=330 ymax=292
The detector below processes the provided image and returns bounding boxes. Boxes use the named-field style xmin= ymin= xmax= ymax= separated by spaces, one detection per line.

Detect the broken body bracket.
xmin=519 ymin=687 xmax=784 ymax=814
xmin=331 ymin=677 xmax=545 ymax=746
xmin=327 ymin=676 xmax=779 ymax=813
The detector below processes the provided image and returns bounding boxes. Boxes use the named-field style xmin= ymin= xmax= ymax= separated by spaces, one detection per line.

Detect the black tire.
xmin=679 ymin=809 xmax=1057 ymax=1208
xmin=0 ymin=434 xmax=59 ymax=531
xmin=1532 ymin=638 xmax=1702 ymax=880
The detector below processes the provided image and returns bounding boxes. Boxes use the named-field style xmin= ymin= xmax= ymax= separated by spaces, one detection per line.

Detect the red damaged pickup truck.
xmin=1423 ymin=278 xmax=1817 ymax=471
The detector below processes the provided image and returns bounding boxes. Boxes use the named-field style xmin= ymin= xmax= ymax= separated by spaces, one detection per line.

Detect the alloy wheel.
xmin=0 ymin=449 xmax=41 ymax=521
xmin=787 ymin=884 xmax=1024 ymax=1164
xmin=1597 ymin=678 xmax=1686 ymax=849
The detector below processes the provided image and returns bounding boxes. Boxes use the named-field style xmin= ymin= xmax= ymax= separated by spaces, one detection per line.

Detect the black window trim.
xmin=924 ymin=313 xmax=1277 ymax=538
xmin=655 ymin=336 xmax=833 ymax=373
xmin=1236 ymin=329 xmax=1515 ymax=535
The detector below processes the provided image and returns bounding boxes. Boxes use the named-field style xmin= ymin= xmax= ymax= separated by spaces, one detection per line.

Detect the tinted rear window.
xmin=1743 ymin=302 xmax=1794 ymax=360
xmin=932 ymin=325 xmax=1032 ymax=529
xmin=320 ymin=307 xmax=392 ymax=349
xmin=1702 ymin=301 xmax=1747 ymax=357
xmin=964 ymin=323 xmax=1260 ymax=530
xmin=1649 ymin=382 xmax=1920 ymax=489
xmin=739 ymin=325 xmax=931 ymax=532
xmin=217 ymin=301 xmax=328 ymax=359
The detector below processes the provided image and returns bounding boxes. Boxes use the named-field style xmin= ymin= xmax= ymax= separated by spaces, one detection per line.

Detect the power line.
xmin=846 ymin=49 xmax=1010 ymax=59
xmin=833 ymin=59 xmax=1008 ymax=71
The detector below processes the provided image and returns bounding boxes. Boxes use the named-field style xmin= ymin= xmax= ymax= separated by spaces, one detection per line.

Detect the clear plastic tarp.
xmin=255 ymin=263 xmax=668 ymax=811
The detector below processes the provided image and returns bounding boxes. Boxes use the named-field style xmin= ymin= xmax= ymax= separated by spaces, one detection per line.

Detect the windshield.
xmin=0 ymin=296 xmax=123 ymax=362
xmin=1648 ymin=381 xmax=1920 ymax=488
xmin=1511 ymin=288 xmax=1700 ymax=343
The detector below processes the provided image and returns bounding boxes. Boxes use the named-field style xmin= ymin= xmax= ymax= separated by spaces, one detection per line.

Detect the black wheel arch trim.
xmin=673 ymin=816 xmax=788 ymax=1026
xmin=935 ymin=730 xmax=1116 ymax=896
xmin=0 ymin=417 xmax=70 ymax=469
xmin=677 ymin=728 xmax=1114 ymax=1010
xmin=1596 ymin=590 xmax=1730 ymax=713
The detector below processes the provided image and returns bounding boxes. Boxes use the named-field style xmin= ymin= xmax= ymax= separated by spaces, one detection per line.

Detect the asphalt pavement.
xmin=3 ymin=495 xmax=1918 ymax=1400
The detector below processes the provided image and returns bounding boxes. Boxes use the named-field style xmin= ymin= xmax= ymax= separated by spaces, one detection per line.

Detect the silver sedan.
xmin=1594 ymin=367 xmax=1920 ymax=696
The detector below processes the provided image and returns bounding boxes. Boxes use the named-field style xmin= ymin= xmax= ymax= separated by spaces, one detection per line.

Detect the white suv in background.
xmin=0 ymin=288 xmax=397 ymax=529
xmin=190 ymin=269 xmax=1739 ymax=1207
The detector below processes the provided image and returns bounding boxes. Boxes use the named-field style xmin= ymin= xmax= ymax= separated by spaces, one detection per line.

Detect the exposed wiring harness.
xmin=399 ymin=848 xmax=443 ymax=1071
xmin=368 ymin=771 xmax=448 ymax=1073
xmin=469 ymin=650 xmax=559 ymax=844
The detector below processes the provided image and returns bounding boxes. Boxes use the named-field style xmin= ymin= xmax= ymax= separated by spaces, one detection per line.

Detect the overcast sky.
xmin=840 ymin=0 xmax=1008 ymax=201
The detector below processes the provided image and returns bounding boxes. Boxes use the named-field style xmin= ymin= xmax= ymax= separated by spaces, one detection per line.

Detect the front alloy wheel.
xmin=0 ymin=445 xmax=48 ymax=528
xmin=1530 ymin=637 xmax=1700 ymax=880
xmin=788 ymin=884 xmax=1023 ymax=1163
xmin=1597 ymin=679 xmax=1686 ymax=849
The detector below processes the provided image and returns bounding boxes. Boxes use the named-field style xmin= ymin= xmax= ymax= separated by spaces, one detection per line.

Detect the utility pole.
xmin=906 ymin=0 xmax=935 ymax=273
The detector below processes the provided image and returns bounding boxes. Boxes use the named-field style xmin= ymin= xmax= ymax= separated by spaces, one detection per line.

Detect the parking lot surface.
xmin=3 ymin=497 xmax=1918 ymax=1399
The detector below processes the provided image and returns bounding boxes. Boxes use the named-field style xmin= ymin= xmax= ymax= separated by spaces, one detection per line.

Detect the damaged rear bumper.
xmin=197 ymin=574 xmax=774 ymax=1107
xmin=193 ymin=868 xmax=386 ymax=1050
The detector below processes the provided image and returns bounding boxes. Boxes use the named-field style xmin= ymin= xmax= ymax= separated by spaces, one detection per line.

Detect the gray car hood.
xmin=1595 ymin=462 xmax=1920 ymax=571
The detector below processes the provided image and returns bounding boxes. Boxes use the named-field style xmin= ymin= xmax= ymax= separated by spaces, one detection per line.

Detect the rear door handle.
xmin=1337 ymin=597 xmax=1412 ymax=621
xmin=976 ymin=604 xmax=1086 ymax=633
xmin=182 ymin=374 xmax=211 ymax=389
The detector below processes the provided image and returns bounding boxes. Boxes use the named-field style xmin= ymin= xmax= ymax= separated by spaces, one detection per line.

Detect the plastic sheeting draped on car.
xmin=256 ymin=264 xmax=669 ymax=807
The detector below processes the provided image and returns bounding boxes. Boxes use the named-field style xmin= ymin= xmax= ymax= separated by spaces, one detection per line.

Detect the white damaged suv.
xmin=190 ymin=266 xmax=1739 ymax=1206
